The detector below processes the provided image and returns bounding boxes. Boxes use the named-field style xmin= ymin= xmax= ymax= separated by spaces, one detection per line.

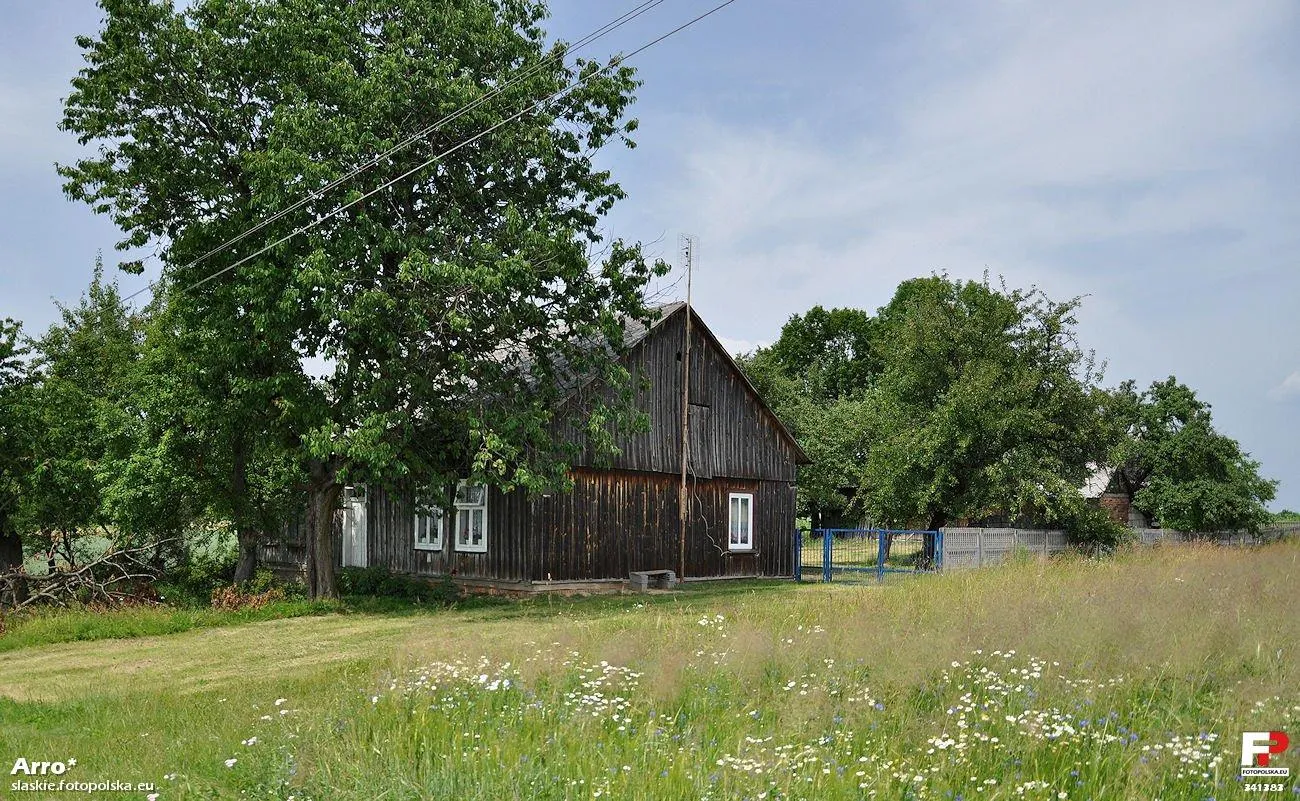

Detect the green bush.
xmin=155 ymin=533 xmax=239 ymax=606
xmin=1061 ymin=504 xmax=1133 ymax=553
xmin=337 ymin=565 xmax=460 ymax=605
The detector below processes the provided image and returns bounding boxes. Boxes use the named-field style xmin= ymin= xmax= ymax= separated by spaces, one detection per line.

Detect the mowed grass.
xmin=1 ymin=543 xmax=1297 ymax=800
xmin=0 ymin=599 xmax=344 ymax=654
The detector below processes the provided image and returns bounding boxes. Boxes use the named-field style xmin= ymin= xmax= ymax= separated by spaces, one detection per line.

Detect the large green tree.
xmin=1106 ymin=377 xmax=1276 ymax=532
xmin=61 ymin=0 xmax=664 ymax=597
xmin=859 ymin=276 xmax=1113 ymax=537
xmin=123 ymin=296 xmax=305 ymax=582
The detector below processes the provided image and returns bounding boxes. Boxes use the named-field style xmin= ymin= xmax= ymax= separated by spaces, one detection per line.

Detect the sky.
xmin=1 ymin=0 xmax=1297 ymax=508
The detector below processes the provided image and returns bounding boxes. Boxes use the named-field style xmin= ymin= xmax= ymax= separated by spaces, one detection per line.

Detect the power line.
xmin=108 ymin=0 xmax=697 ymax=307
xmin=180 ymin=0 xmax=740 ymax=294
xmin=173 ymin=0 xmax=670 ymax=281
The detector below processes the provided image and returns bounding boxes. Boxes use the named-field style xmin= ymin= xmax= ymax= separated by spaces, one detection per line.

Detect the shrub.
xmin=337 ymin=566 xmax=460 ymax=605
xmin=210 ymin=584 xmax=285 ymax=611
xmin=157 ymin=529 xmax=239 ymax=606
xmin=1060 ymin=504 xmax=1132 ymax=553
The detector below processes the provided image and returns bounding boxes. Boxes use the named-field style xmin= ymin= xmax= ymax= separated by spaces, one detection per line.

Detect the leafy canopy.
xmin=1107 ymin=377 xmax=1276 ymax=532
xmin=0 ymin=318 xmax=34 ymax=560
xmin=18 ymin=264 xmax=146 ymax=548
xmin=861 ymin=276 xmax=1113 ymax=533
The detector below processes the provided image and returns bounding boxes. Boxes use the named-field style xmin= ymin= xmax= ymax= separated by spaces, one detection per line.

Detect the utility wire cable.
xmin=174 ymin=0 xmax=669 ymax=278
xmin=184 ymin=0 xmax=740 ymax=294
xmin=109 ymin=0 xmax=673 ymax=307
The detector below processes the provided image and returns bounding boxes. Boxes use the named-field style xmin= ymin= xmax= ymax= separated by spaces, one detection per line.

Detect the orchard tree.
xmin=122 ymin=297 xmax=306 ymax=583
xmin=859 ymin=276 xmax=1113 ymax=540
xmin=61 ymin=0 xmax=665 ymax=597
xmin=1107 ymin=377 xmax=1276 ymax=532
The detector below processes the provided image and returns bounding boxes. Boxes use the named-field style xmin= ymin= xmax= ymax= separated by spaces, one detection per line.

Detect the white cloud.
xmin=1269 ymin=372 xmax=1300 ymax=404
xmin=614 ymin=0 xmax=1300 ymax=504
xmin=715 ymin=336 xmax=769 ymax=358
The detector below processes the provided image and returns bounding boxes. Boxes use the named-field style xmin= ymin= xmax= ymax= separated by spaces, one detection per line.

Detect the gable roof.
xmin=631 ymin=302 xmax=811 ymax=465
xmin=1081 ymin=464 xmax=1116 ymax=498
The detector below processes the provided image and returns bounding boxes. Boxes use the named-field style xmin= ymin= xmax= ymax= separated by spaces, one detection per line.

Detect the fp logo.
xmin=1241 ymin=731 xmax=1289 ymax=773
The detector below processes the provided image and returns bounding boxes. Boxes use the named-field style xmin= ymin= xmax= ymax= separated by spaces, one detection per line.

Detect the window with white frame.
xmin=454 ymin=481 xmax=488 ymax=552
xmin=728 ymin=493 xmax=753 ymax=551
xmin=414 ymin=504 xmax=444 ymax=551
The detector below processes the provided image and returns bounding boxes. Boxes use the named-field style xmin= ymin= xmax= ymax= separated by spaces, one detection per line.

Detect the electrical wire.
xmin=183 ymin=0 xmax=740 ymax=294
xmin=172 ymin=0 xmax=671 ymax=280
xmin=104 ymin=0 xmax=738 ymax=310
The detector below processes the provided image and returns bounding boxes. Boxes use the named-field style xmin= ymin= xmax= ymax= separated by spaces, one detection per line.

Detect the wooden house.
xmin=260 ymin=302 xmax=809 ymax=591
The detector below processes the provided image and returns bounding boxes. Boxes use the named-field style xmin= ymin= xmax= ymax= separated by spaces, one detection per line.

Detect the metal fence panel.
xmin=796 ymin=528 xmax=939 ymax=583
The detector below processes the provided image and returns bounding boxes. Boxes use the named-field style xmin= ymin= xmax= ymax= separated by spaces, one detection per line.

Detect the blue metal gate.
xmin=794 ymin=528 xmax=943 ymax=582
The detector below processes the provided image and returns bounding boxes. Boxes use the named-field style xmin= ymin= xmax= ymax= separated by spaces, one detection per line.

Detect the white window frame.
xmin=413 ymin=504 xmax=444 ymax=551
xmin=728 ymin=492 xmax=754 ymax=551
xmin=453 ymin=481 xmax=489 ymax=553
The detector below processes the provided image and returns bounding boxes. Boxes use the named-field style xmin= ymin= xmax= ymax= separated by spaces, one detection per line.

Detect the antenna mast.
xmin=678 ymin=234 xmax=696 ymax=581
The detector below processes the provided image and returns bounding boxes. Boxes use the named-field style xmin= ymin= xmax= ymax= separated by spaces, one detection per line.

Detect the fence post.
xmin=935 ymin=529 xmax=944 ymax=571
xmin=977 ymin=528 xmax=984 ymax=569
xmin=822 ymin=529 xmax=833 ymax=583
xmin=794 ymin=530 xmax=801 ymax=582
xmin=876 ymin=528 xmax=887 ymax=584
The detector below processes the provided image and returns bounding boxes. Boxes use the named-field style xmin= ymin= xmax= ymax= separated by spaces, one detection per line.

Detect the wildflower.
xmin=224 ymin=758 xmax=237 ymax=768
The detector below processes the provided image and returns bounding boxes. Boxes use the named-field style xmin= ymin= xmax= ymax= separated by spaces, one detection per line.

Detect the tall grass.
xmin=2 ymin=542 xmax=1297 ymax=800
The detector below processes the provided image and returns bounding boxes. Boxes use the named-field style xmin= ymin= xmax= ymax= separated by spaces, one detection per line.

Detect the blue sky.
xmin=2 ymin=0 xmax=1297 ymax=508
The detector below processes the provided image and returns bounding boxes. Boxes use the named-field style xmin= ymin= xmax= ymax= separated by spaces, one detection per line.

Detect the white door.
xmin=342 ymin=489 xmax=368 ymax=567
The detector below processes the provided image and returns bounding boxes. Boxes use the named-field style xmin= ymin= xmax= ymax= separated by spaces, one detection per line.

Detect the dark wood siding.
xmin=259 ymin=484 xmax=532 ymax=584
xmin=362 ymin=484 xmax=531 ymax=583
xmin=528 ymin=468 xmax=794 ymax=581
xmin=556 ymin=307 xmax=800 ymax=482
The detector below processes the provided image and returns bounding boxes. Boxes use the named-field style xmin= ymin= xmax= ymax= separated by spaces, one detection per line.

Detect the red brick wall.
xmin=1098 ymin=493 xmax=1131 ymax=525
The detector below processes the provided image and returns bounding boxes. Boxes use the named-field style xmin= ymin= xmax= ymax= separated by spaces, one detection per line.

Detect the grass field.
xmin=1 ymin=542 xmax=1297 ymax=800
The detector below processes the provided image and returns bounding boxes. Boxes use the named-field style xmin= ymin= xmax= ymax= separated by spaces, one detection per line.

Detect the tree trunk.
xmin=230 ymin=432 xmax=258 ymax=585
xmin=305 ymin=459 xmax=343 ymax=600
xmin=233 ymin=529 xmax=260 ymax=585
xmin=922 ymin=511 xmax=947 ymax=568
xmin=441 ymin=481 xmax=456 ymax=572
xmin=0 ymin=518 xmax=26 ymax=606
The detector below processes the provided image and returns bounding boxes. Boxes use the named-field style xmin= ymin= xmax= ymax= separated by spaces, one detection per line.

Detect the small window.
xmin=454 ymin=481 xmax=488 ymax=553
xmin=414 ymin=505 xmax=444 ymax=551
xmin=728 ymin=493 xmax=753 ymax=551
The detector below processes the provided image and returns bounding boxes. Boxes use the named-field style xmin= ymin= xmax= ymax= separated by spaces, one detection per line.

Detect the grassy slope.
xmin=1 ymin=544 xmax=1297 ymax=800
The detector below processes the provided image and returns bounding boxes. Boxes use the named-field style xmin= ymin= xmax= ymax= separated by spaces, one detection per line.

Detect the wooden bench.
xmin=628 ymin=569 xmax=677 ymax=591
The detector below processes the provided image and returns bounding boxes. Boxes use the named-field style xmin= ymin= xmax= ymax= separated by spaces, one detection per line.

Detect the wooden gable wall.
xmin=556 ymin=306 xmax=801 ymax=482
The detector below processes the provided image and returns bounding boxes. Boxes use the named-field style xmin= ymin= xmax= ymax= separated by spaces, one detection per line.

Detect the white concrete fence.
xmin=939 ymin=523 xmax=1298 ymax=570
